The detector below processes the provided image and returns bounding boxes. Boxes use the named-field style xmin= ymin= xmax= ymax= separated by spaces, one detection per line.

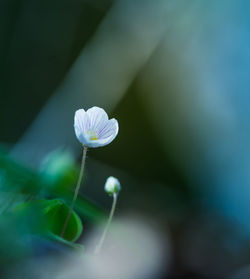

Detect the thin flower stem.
xmin=95 ymin=193 xmax=118 ymax=254
xmin=60 ymin=146 xmax=87 ymax=238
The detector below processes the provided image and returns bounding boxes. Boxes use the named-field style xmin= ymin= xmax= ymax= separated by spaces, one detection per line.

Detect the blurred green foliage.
xmin=14 ymin=199 xmax=83 ymax=242
xmin=0 ymin=147 xmax=105 ymax=263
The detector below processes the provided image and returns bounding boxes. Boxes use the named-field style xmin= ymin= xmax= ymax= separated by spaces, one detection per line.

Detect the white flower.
xmin=104 ymin=176 xmax=121 ymax=195
xmin=74 ymin=106 xmax=119 ymax=148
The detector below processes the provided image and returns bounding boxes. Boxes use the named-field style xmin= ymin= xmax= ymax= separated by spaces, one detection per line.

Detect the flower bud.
xmin=104 ymin=176 xmax=121 ymax=195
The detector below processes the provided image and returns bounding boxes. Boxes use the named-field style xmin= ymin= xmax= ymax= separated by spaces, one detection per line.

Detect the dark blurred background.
xmin=1 ymin=0 xmax=250 ymax=278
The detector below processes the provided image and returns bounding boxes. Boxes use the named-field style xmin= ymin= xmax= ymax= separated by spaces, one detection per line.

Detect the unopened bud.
xmin=104 ymin=176 xmax=121 ymax=195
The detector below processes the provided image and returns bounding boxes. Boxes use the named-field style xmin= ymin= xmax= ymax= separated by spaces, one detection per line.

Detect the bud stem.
xmin=60 ymin=146 xmax=87 ymax=238
xmin=95 ymin=193 xmax=118 ymax=254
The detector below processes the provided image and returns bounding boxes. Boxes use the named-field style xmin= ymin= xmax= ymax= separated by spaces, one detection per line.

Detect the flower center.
xmin=87 ymin=130 xmax=98 ymax=140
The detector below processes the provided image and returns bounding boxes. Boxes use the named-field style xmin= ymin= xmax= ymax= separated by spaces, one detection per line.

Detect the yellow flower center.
xmin=87 ymin=130 xmax=98 ymax=140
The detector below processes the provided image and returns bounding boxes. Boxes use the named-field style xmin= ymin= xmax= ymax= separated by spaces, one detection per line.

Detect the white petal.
xmin=83 ymin=136 xmax=113 ymax=148
xmin=86 ymin=106 xmax=109 ymax=132
xmin=89 ymin=119 xmax=118 ymax=148
xmin=74 ymin=107 xmax=119 ymax=148
xmin=97 ymin=118 xmax=118 ymax=139
xmin=74 ymin=109 xmax=90 ymax=144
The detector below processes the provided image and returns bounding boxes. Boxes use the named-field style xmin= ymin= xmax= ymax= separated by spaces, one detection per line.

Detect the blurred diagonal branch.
xmin=11 ymin=0 xmax=175 ymax=166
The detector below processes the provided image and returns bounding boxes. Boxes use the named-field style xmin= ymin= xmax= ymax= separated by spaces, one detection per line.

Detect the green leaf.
xmin=43 ymin=199 xmax=83 ymax=242
xmin=0 ymin=148 xmax=105 ymax=223
xmin=13 ymin=199 xmax=83 ymax=243
xmin=47 ymin=232 xmax=84 ymax=251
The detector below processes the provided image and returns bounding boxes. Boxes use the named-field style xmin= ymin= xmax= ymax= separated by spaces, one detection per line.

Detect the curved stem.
xmin=60 ymin=146 xmax=87 ymax=238
xmin=95 ymin=193 xmax=118 ymax=254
